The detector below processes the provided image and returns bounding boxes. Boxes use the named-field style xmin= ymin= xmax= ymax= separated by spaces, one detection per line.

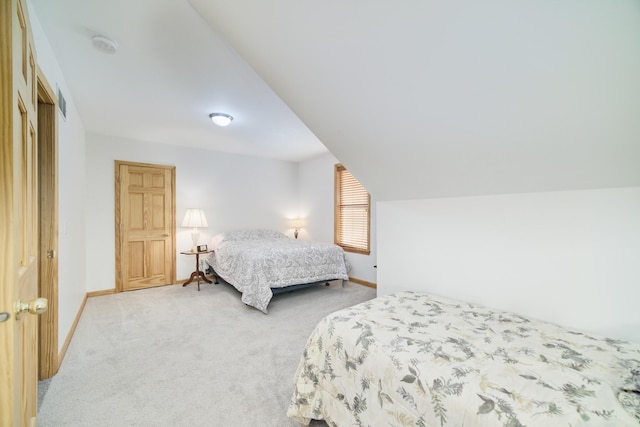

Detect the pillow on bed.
xmin=218 ymin=229 xmax=287 ymax=243
xmin=209 ymin=234 xmax=226 ymax=250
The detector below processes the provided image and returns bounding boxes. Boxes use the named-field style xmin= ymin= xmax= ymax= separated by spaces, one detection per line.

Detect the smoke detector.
xmin=92 ymin=35 xmax=118 ymax=54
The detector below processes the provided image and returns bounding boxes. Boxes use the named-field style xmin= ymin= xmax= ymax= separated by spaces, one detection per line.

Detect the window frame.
xmin=334 ymin=163 xmax=371 ymax=255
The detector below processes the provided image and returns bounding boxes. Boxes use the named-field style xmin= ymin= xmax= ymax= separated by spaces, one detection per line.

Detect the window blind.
xmin=335 ymin=164 xmax=370 ymax=255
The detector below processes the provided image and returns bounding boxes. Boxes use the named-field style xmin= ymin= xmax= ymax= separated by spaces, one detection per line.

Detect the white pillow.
xmin=217 ymin=229 xmax=287 ymax=243
xmin=209 ymin=234 xmax=225 ymax=250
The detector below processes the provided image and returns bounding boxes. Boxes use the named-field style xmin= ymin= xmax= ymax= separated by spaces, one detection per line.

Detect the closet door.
xmin=116 ymin=161 xmax=176 ymax=291
xmin=0 ymin=0 xmax=47 ymax=424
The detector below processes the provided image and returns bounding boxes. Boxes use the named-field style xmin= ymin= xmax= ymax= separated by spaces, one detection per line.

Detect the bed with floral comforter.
xmin=205 ymin=229 xmax=349 ymax=313
xmin=287 ymin=291 xmax=640 ymax=426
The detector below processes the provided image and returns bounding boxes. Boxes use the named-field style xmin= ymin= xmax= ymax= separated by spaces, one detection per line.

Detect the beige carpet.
xmin=37 ymin=280 xmax=376 ymax=426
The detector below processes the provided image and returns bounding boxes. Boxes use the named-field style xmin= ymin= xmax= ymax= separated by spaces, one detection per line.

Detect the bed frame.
xmin=205 ymin=266 xmax=346 ymax=295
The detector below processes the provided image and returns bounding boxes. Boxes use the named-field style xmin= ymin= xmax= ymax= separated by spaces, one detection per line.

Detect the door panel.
xmin=1 ymin=0 xmax=44 ymax=425
xmin=116 ymin=162 xmax=176 ymax=291
xmin=150 ymin=240 xmax=167 ymax=277
xmin=127 ymin=241 xmax=146 ymax=281
xmin=128 ymin=193 xmax=144 ymax=230
xmin=151 ymin=194 xmax=166 ymax=230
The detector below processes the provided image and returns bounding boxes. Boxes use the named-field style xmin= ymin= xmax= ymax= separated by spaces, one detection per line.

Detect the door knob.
xmin=15 ymin=297 xmax=48 ymax=319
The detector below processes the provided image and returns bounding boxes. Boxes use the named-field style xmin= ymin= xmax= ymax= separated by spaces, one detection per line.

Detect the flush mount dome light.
xmin=209 ymin=113 xmax=233 ymax=127
xmin=91 ymin=34 xmax=118 ymax=54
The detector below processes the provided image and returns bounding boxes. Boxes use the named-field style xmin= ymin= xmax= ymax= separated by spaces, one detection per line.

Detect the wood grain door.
xmin=1 ymin=0 xmax=46 ymax=425
xmin=37 ymin=70 xmax=59 ymax=380
xmin=115 ymin=161 xmax=176 ymax=291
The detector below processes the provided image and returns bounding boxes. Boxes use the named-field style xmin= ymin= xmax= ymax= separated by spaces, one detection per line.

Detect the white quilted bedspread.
xmin=206 ymin=229 xmax=349 ymax=313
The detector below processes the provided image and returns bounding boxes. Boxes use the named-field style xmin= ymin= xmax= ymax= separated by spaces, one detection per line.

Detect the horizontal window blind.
xmin=335 ymin=164 xmax=370 ymax=255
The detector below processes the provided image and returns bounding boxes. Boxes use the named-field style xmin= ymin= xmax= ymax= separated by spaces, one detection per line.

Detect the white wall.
xmin=378 ymin=187 xmax=640 ymax=342
xmin=85 ymin=133 xmax=299 ymax=292
xmin=29 ymin=3 xmax=88 ymax=352
xmin=298 ymin=153 xmax=378 ymax=284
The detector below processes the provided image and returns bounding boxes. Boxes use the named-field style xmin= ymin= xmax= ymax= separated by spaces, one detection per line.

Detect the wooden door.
xmin=115 ymin=161 xmax=176 ymax=291
xmin=1 ymin=0 xmax=47 ymax=425
xmin=37 ymin=69 xmax=59 ymax=380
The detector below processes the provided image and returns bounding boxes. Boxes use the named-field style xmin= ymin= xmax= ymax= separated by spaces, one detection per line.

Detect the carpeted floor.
xmin=37 ymin=279 xmax=377 ymax=426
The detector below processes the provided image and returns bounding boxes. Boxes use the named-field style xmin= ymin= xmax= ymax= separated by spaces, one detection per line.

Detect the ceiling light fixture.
xmin=209 ymin=113 xmax=233 ymax=127
xmin=91 ymin=34 xmax=118 ymax=54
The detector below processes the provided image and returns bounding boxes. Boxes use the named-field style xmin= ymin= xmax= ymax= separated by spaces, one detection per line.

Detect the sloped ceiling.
xmin=30 ymin=0 xmax=329 ymax=162
xmin=189 ymin=0 xmax=640 ymax=201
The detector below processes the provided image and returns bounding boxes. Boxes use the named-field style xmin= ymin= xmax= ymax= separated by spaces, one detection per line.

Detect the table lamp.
xmin=181 ymin=208 xmax=208 ymax=251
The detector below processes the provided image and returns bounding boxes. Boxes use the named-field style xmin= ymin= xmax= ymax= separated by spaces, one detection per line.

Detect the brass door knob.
xmin=15 ymin=297 xmax=48 ymax=318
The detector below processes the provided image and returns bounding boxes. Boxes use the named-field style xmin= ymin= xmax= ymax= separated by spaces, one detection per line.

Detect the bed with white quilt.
xmin=205 ymin=229 xmax=350 ymax=313
xmin=287 ymin=291 xmax=640 ymax=426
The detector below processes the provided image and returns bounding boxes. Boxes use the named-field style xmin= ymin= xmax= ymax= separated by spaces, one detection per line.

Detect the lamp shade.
xmin=181 ymin=209 xmax=208 ymax=228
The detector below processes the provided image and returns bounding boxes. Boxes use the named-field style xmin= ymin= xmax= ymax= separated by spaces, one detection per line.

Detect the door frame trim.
xmin=36 ymin=66 xmax=59 ymax=379
xmin=114 ymin=160 xmax=176 ymax=292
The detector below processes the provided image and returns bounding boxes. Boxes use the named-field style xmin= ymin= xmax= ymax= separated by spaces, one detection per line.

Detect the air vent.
xmin=57 ymin=87 xmax=67 ymax=119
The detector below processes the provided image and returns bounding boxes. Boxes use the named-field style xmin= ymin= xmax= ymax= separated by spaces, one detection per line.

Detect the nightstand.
xmin=180 ymin=250 xmax=216 ymax=291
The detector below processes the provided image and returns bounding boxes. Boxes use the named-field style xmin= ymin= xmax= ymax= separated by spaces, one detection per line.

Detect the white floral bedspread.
xmin=287 ymin=291 xmax=640 ymax=426
xmin=206 ymin=229 xmax=349 ymax=313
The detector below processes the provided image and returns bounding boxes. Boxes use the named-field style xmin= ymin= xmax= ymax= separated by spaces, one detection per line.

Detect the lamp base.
xmin=191 ymin=230 xmax=200 ymax=252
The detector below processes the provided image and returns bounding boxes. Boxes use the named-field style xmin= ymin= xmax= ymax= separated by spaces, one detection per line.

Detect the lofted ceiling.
xmin=29 ymin=0 xmax=328 ymax=162
xmin=189 ymin=0 xmax=640 ymax=201
xmin=32 ymin=0 xmax=640 ymax=201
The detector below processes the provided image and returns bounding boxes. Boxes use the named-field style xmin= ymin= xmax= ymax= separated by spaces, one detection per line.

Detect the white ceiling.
xmin=31 ymin=0 xmax=640 ymax=201
xmin=29 ymin=0 xmax=329 ymax=162
xmin=189 ymin=0 xmax=640 ymax=201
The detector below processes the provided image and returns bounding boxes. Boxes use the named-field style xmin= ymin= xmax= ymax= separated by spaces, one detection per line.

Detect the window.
xmin=334 ymin=164 xmax=370 ymax=255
